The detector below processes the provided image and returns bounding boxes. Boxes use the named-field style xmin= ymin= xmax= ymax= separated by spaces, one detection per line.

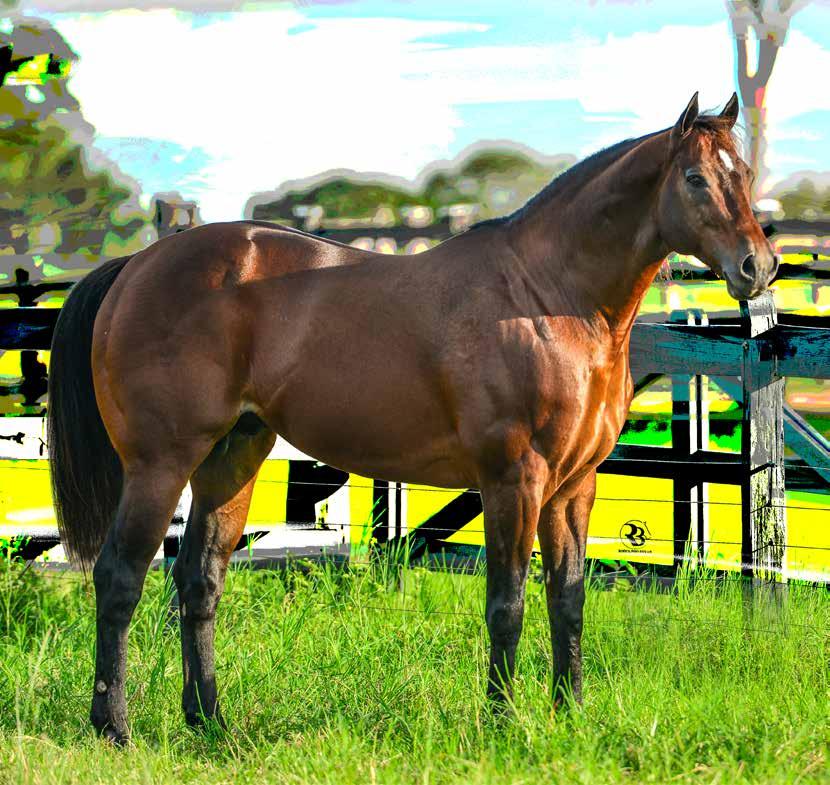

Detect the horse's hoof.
xmin=91 ymin=706 xmax=129 ymax=746
xmin=99 ymin=726 xmax=129 ymax=747
xmin=185 ymin=708 xmax=227 ymax=732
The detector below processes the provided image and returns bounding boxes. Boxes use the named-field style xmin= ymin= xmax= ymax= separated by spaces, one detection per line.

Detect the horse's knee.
xmin=549 ymin=585 xmax=585 ymax=628
xmin=486 ymin=596 xmax=524 ymax=648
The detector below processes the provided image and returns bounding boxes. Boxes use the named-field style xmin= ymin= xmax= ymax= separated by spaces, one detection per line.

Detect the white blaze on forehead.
xmin=718 ymin=149 xmax=735 ymax=172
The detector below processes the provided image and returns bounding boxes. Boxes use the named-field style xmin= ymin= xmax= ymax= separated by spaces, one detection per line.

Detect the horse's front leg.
xmin=536 ymin=470 xmax=595 ymax=706
xmin=481 ymin=453 xmax=547 ymax=706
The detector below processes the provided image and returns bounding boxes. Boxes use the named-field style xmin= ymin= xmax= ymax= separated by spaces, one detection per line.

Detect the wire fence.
xmin=1 ymin=414 xmax=829 ymax=584
xmin=2 ymin=446 xmax=829 ymax=478
xmin=332 ymin=550 xmax=830 ymax=587
xmin=308 ymin=599 xmax=830 ymax=638
xmin=275 ymin=519 xmax=830 ymax=553
xmin=8 ymin=547 xmax=827 ymax=640
xmin=1 ymin=456 xmax=829 ymax=556
xmin=247 ymin=545 xmax=830 ymax=584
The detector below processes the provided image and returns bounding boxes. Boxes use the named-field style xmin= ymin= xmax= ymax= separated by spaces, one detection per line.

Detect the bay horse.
xmin=48 ymin=93 xmax=776 ymax=743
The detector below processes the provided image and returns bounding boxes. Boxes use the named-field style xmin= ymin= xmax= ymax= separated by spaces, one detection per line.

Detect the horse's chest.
xmin=531 ymin=343 xmax=631 ymax=473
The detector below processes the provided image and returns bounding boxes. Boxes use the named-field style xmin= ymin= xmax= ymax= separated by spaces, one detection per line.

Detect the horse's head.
xmin=657 ymin=92 xmax=778 ymax=300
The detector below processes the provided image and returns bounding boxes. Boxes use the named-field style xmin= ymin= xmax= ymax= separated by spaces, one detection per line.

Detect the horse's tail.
xmin=48 ymin=255 xmax=131 ymax=568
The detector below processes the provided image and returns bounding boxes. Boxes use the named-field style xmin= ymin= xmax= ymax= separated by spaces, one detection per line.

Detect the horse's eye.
xmin=686 ymin=173 xmax=707 ymax=189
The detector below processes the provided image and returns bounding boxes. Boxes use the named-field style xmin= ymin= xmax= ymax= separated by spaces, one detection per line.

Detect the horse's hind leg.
xmin=91 ymin=462 xmax=195 ymax=744
xmin=172 ymin=414 xmax=276 ymax=727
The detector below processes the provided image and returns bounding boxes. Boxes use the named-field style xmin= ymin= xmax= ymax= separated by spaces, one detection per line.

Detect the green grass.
xmin=0 ymin=557 xmax=828 ymax=785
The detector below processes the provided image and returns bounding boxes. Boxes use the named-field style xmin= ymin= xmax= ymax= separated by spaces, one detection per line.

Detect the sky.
xmin=13 ymin=0 xmax=830 ymax=221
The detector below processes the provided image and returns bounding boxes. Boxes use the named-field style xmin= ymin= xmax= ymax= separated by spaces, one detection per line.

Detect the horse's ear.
xmin=720 ymin=92 xmax=740 ymax=128
xmin=672 ymin=91 xmax=699 ymax=143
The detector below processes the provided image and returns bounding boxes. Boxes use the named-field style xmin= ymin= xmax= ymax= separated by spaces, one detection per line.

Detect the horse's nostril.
xmin=740 ymin=253 xmax=756 ymax=281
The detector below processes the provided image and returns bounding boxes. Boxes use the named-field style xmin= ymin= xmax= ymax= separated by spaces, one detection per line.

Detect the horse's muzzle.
xmin=723 ymin=248 xmax=778 ymax=301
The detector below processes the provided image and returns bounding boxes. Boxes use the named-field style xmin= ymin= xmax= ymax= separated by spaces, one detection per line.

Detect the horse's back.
xmin=128 ymin=221 xmax=369 ymax=289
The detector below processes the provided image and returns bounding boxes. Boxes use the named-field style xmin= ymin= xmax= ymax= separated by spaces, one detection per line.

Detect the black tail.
xmin=48 ymin=256 xmax=131 ymax=567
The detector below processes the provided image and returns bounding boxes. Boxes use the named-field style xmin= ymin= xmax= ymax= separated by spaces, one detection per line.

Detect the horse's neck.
xmin=508 ymin=133 xmax=669 ymax=345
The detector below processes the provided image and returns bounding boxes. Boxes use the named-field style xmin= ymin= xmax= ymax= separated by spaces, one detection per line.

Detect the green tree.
xmin=778 ymin=178 xmax=826 ymax=220
xmin=0 ymin=16 xmax=148 ymax=262
xmin=248 ymin=147 xmax=574 ymax=227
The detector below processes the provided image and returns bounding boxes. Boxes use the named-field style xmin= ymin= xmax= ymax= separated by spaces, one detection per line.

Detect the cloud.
xmin=764 ymin=29 xmax=830 ymax=125
xmin=47 ymin=9 xmax=830 ymax=220
xmin=20 ymin=1 xmax=317 ymax=10
xmin=52 ymin=9 xmax=485 ymax=218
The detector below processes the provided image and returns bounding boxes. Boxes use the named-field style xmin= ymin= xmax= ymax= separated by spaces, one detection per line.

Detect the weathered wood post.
xmin=671 ymin=309 xmax=710 ymax=571
xmin=739 ymin=292 xmax=786 ymax=606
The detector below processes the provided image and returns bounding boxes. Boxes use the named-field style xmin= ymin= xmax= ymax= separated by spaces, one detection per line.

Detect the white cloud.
xmin=764 ymin=29 xmax=830 ymax=122
xmin=54 ymin=9 xmax=484 ymax=219
xmin=50 ymin=11 xmax=830 ymax=220
xmin=21 ymin=0 xmax=283 ymax=9
xmin=761 ymin=27 xmax=830 ymax=180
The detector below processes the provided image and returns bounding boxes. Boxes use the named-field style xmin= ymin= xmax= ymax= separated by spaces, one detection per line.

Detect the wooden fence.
xmin=1 ymin=263 xmax=829 ymax=584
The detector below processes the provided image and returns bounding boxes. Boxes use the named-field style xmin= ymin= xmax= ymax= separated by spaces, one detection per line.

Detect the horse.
xmin=47 ymin=92 xmax=776 ymax=743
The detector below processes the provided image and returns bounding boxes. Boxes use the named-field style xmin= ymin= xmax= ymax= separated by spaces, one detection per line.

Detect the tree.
xmin=726 ymin=0 xmax=812 ymax=199
xmin=248 ymin=147 xmax=573 ymax=228
xmin=777 ymin=178 xmax=830 ymax=219
xmin=0 ymin=16 xmax=148 ymax=261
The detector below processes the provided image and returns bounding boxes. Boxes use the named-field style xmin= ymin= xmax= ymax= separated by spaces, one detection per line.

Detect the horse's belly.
xmin=255 ymin=356 xmax=472 ymax=488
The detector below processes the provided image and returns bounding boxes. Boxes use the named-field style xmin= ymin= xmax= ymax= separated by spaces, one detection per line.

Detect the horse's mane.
xmin=470 ymin=114 xmax=737 ymax=232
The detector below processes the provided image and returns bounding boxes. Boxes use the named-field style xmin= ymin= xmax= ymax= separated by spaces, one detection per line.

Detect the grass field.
xmin=0 ymin=556 xmax=828 ymax=785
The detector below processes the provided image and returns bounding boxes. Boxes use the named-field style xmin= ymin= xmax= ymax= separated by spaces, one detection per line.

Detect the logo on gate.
xmin=619 ymin=519 xmax=651 ymax=549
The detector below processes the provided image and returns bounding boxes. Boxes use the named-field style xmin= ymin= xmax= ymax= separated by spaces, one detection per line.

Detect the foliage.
xmin=0 ymin=118 xmax=143 ymax=256
xmin=251 ymin=149 xmax=571 ymax=226
xmin=0 ymin=18 xmax=149 ymax=258
xmin=778 ymin=178 xmax=830 ymax=221
xmin=0 ymin=562 xmax=827 ymax=784
xmin=0 ymin=536 xmax=50 ymax=640
xmin=273 ymin=180 xmax=414 ymax=220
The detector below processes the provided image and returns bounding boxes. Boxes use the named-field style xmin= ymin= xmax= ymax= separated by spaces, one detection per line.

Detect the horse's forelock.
xmin=693 ymin=114 xmax=744 ymax=159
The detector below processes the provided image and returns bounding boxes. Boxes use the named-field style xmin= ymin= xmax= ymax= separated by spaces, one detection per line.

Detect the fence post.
xmin=693 ymin=313 xmax=710 ymax=565
xmin=739 ymin=292 xmax=786 ymax=604
xmin=371 ymin=479 xmax=390 ymax=548
xmin=671 ymin=309 xmax=709 ymax=571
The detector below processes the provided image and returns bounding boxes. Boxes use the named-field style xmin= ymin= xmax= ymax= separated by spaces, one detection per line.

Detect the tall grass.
xmin=0 ymin=554 xmax=827 ymax=784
